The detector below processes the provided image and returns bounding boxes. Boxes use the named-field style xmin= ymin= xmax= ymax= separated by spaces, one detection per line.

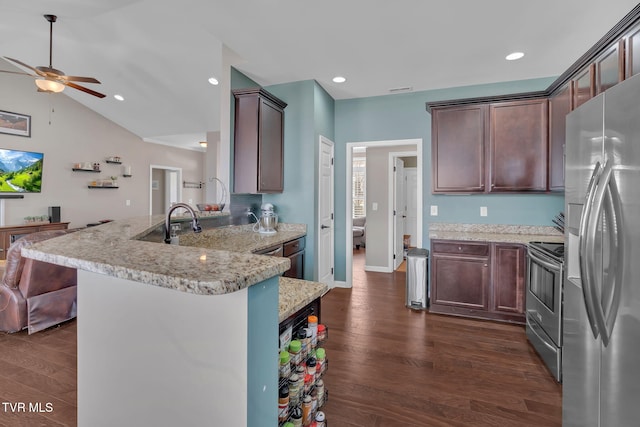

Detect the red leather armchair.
xmin=0 ymin=229 xmax=77 ymax=334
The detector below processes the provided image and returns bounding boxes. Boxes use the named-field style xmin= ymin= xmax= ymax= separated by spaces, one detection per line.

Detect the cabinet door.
xmin=431 ymin=253 xmax=490 ymax=310
xmin=258 ymin=97 xmax=284 ymax=193
xmin=595 ymin=40 xmax=624 ymax=94
xmin=431 ymin=105 xmax=486 ymax=193
xmin=491 ymin=244 xmax=525 ymax=318
xmin=549 ymin=83 xmax=572 ymax=191
xmin=626 ymin=24 xmax=640 ymax=78
xmin=283 ymin=251 xmax=304 ymax=279
xmin=572 ymin=65 xmax=594 ymax=109
xmin=489 ymin=99 xmax=548 ymax=192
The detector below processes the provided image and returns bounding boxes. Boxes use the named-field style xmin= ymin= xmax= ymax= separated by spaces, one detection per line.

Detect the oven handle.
xmin=528 ymin=249 xmax=561 ymax=273
xmin=578 ymin=160 xmax=602 ymax=339
xmin=526 ymin=314 xmax=558 ymax=353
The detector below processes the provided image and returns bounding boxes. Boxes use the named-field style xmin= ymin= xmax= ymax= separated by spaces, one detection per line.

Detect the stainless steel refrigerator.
xmin=564 ymin=72 xmax=640 ymax=426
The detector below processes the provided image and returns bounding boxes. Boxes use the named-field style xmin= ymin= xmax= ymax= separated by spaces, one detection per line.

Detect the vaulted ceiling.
xmin=1 ymin=0 xmax=638 ymax=150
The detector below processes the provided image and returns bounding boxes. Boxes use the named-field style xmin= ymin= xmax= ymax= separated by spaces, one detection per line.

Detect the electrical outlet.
xmin=372 ymin=202 xmax=378 ymax=211
xmin=126 ymin=199 xmax=131 ymax=206
xmin=188 ymin=199 xmax=193 ymax=204
xmin=430 ymin=205 xmax=438 ymax=216
xmin=480 ymin=206 xmax=488 ymax=217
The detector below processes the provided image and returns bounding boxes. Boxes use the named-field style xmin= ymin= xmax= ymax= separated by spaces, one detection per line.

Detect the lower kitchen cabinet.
xmin=430 ymin=239 xmax=526 ymax=324
xmin=255 ymin=236 xmax=305 ymax=279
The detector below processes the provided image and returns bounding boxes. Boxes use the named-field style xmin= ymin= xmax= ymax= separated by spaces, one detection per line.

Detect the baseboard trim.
xmin=332 ymin=281 xmax=349 ymax=289
xmin=364 ymin=265 xmax=393 ymax=273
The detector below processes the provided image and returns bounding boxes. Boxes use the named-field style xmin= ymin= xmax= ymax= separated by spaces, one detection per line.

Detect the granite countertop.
xmin=428 ymin=223 xmax=564 ymax=244
xmin=178 ymin=223 xmax=306 ymax=254
xmin=278 ymin=277 xmax=329 ymax=323
xmin=22 ymin=215 xmax=303 ymax=296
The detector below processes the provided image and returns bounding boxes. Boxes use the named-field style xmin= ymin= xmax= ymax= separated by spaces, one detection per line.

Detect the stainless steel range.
xmin=525 ymin=241 xmax=564 ymax=382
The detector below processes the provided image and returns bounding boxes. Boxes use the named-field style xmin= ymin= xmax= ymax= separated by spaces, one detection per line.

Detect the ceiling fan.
xmin=0 ymin=14 xmax=105 ymax=98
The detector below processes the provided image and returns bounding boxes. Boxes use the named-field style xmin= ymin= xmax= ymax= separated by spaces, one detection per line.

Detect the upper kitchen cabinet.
xmin=548 ymin=83 xmax=572 ymax=191
xmin=625 ymin=23 xmax=640 ymax=78
xmin=489 ymin=99 xmax=548 ymax=192
xmin=594 ymin=40 xmax=625 ymax=94
xmin=431 ymin=105 xmax=486 ymax=193
xmin=572 ymin=65 xmax=595 ymax=109
xmin=233 ymin=88 xmax=287 ymax=194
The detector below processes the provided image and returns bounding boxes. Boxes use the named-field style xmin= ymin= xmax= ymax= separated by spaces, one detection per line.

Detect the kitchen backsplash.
xmin=429 ymin=222 xmax=562 ymax=235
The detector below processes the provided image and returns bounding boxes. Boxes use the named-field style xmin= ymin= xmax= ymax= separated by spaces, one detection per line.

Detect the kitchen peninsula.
xmin=22 ymin=215 xmax=326 ymax=427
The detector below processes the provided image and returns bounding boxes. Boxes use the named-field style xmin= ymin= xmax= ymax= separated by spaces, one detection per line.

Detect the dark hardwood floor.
xmin=320 ymin=249 xmax=562 ymax=426
xmin=0 ymin=319 xmax=76 ymax=426
xmin=0 ymin=248 xmax=561 ymax=426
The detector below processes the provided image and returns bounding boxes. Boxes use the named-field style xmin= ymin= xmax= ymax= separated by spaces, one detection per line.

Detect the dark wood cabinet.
xmin=232 ymin=88 xmax=287 ymax=194
xmin=490 ymin=243 xmax=525 ymax=323
xmin=430 ymin=239 xmax=526 ymax=324
xmin=430 ymin=241 xmax=490 ymax=314
xmin=548 ymin=83 xmax=572 ymax=191
xmin=431 ymin=105 xmax=486 ymax=193
xmin=572 ymin=65 xmax=595 ymax=109
xmin=489 ymin=99 xmax=548 ymax=192
xmin=595 ymin=40 xmax=625 ymax=94
xmin=283 ymin=237 xmax=305 ymax=279
xmin=0 ymin=222 xmax=69 ymax=260
xmin=626 ymin=23 xmax=640 ymax=78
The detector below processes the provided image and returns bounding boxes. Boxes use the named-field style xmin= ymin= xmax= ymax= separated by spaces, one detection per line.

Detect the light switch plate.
xmin=430 ymin=205 xmax=438 ymax=216
xmin=480 ymin=206 xmax=488 ymax=217
xmin=372 ymin=202 xmax=378 ymax=211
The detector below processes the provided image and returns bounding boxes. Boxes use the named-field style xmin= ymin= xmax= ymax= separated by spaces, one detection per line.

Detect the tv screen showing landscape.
xmin=0 ymin=148 xmax=43 ymax=193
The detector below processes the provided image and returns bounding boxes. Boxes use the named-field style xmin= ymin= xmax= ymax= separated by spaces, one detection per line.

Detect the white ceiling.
xmin=1 ymin=0 xmax=638 ymax=151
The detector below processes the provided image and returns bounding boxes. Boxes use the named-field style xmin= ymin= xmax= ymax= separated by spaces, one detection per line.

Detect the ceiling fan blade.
xmin=3 ymin=57 xmax=46 ymax=76
xmin=0 ymin=69 xmax=36 ymax=77
xmin=65 ymin=82 xmax=106 ymax=98
xmin=63 ymin=75 xmax=101 ymax=84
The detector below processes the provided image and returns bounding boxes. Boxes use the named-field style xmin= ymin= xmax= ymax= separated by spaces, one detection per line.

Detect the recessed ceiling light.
xmin=114 ymin=94 xmax=124 ymax=101
xmin=332 ymin=76 xmax=346 ymax=83
xmin=208 ymin=77 xmax=219 ymax=85
xmin=506 ymin=52 xmax=525 ymax=61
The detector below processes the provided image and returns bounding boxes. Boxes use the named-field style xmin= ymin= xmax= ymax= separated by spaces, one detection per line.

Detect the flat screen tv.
xmin=0 ymin=148 xmax=43 ymax=193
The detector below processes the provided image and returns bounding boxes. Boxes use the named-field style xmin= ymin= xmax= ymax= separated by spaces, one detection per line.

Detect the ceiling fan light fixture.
xmin=35 ymin=78 xmax=64 ymax=93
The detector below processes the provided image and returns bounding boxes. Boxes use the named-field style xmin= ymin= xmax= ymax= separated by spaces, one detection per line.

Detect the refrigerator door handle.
xmin=600 ymin=171 xmax=624 ymax=347
xmin=578 ymin=161 xmax=603 ymax=339
xmin=586 ymin=160 xmax=615 ymax=345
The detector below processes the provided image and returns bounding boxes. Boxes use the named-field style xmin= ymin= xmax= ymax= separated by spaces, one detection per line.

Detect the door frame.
xmin=345 ymin=138 xmax=423 ymax=287
xmin=149 ymin=165 xmax=183 ymax=215
xmin=317 ymin=135 xmax=335 ymax=287
xmin=389 ymin=152 xmax=415 ymax=270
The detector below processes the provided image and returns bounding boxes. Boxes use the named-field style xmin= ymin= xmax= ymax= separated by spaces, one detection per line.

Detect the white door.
xmin=318 ymin=136 xmax=334 ymax=286
xmin=393 ymin=158 xmax=405 ymax=270
xmin=404 ymin=167 xmax=418 ymax=247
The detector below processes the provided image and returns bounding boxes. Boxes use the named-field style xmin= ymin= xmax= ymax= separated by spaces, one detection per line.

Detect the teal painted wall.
xmin=333 ymin=77 xmax=563 ymax=281
xmin=263 ymin=81 xmax=317 ymax=280
xmin=247 ymin=276 xmax=279 ymax=427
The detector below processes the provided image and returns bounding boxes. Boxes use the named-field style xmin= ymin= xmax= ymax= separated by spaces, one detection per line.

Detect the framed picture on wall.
xmin=0 ymin=110 xmax=31 ymax=137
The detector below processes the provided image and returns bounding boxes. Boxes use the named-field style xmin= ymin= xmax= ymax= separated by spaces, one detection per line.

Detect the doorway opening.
xmin=345 ymin=139 xmax=423 ymax=288
xmin=149 ymin=165 xmax=183 ymax=215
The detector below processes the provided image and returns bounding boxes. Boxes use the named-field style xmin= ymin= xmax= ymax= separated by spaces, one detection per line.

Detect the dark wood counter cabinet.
xmin=430 ymin=239 xmax=525 ymax=324
xmin=0 ymin=222 xmax=69 ymax=260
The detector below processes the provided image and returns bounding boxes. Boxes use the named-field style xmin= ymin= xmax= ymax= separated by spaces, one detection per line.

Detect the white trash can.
xmin=406 ymin=248 xmax=429 ymax=310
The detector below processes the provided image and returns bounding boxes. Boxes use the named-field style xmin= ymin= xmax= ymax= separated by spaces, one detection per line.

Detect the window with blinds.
xmin=352 ymin=157 xmax=366 ymax=218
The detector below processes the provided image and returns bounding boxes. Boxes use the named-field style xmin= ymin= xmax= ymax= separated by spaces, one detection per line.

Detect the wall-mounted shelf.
xmin=0 ymin=195 xmax=25 ymax=199
xmin=183 ymin=181 xmax=204 ymax=189
xmin=88 ymin=186 xmax=118 ymax=189
xmin=73 ymin=168 xmax=100 ymax=173
xmin=122 ymin=174 xmax=132 ymax=178
xmin=105 ymin=160 xmax=122 ymax=164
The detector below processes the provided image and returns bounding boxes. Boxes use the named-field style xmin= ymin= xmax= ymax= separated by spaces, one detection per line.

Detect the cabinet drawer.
xmin=432 ymin=240 xmax=489 ymax=257
xmin=283 ymin=237 xmax=305 ymax=257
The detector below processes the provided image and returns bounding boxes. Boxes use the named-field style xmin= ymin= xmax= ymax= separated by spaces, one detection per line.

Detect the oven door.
xmin=526 ymin=246 xmax=563 ymax=347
